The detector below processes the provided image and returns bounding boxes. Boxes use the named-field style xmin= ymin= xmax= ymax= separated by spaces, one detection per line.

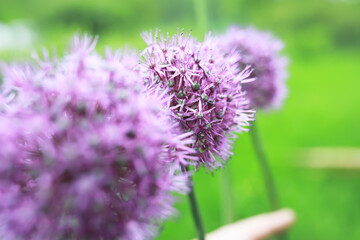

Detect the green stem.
xmin=188 ymin=177 xmax=205 ymax=240
xmin=250 ymin=121 xmax=288 ymax=240
xmin=194 ymin=0 xmax=208 ymax=37
xmin=218 ymin=167 xmax=235 ymax=224
xmin=189 ymin=2 xmax=207 ymax=238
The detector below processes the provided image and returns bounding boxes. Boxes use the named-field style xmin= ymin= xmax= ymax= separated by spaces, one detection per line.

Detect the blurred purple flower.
xmin=218 ymin=26 xmax=289 ymax=110
xmin=140 ymin=29 xmax=255 ymax=172
xmin=0 ymin=35 xmax=192 ymax=240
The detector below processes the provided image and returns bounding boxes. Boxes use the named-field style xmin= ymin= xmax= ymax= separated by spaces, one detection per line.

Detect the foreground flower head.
xmin=218 ymin=26 xmax=289 ymax=110
xmin=140 ymin=29 xmax=255 ymax=172
xmin=0 ymin=35 xmax=192 ymax=240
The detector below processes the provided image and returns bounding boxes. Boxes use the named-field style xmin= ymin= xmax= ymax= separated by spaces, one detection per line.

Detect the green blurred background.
xmin=1 ymin=0 xmax=360 ymax=239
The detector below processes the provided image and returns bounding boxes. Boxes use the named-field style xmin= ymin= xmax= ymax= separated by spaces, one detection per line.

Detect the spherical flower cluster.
xmin=218 ymin=26 xmax=289 ymax=110
xmin=0 ymin=36 xmax=193 ymax=240
xmin=140 ymin=29 xmax=255 ymax=172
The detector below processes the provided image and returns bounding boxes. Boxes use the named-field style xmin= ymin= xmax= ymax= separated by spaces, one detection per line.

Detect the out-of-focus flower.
xmin=140 ymin=29 xmax=255 ymax=172
xmin=0 ymin=35 xmax=192 ymax=240
xmin=218 ymin=26 xmax=289 ymax=110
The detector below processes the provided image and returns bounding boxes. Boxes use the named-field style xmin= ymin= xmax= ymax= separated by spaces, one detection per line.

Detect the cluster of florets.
xmin=218 ymin=26 xmax=289 ymax=110
xmin=0 ymin=36 xmax=193 ymax=240
xmin=140 ymin=29 xmax=255 ymax=172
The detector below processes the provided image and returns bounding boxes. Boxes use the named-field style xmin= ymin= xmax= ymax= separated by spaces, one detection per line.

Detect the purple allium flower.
xmin=0 ymin=35 xmax=193 ymax=240
xmin=140 ymin=29 xmax=255 ymax=172
xmin=218 ymin=26 xmax=289 ymax=110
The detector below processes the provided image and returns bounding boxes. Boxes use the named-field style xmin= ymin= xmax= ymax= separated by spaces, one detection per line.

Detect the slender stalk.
xmin=188 ymin=177 xmax=205 ymax=240
xmin=250 ymin=121 xmax=279 ymax=209
xmin=218 ymin=167 xmax=235 ymax=224
xmin=188 ymin=3 xmax=207 ymax=239
xmin=194 ymin=0 xmax=236 ymax=226
xmin=194 ymin=0 xmax=208 ymax=37
xmin=250 ymin=121 xmax=288 ymax=240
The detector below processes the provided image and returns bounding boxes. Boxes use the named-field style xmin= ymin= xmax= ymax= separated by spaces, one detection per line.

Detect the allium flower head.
xmin=140 ymin=29 xmax=255 ymax=172
xmin=219 ymin=26 xmax=289 ymax=110
xmin=0 ymin=35 xmax=192 ymax=240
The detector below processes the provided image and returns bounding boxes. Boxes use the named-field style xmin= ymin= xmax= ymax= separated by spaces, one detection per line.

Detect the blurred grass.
xmin=1 ymin=0 xmax=360 ymax=239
